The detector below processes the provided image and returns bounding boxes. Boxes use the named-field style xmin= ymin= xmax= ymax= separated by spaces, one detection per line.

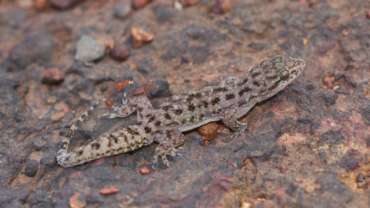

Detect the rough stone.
xmin=146 ymin=79 xmax=170 ymax=98
xmin=113 ymin=1 xmax=131 ymax=19
xmin=50 ymin=0 xmax=84 ymax=10
xmin=110 ymin=44 xmax=130 ymax=62
xmin=41 ymin=67 xmax=65 ymax=85
xmin=75 ymin=35 xmax=106 ymax=62
xmin=152 ymin=4 xmax=175 ymax=23
xmin=4 ymin=31 xmax=54 ymax=71
xmin=131 ymin=0 xmax=152 ymax=10
xmin=24 ymin=160 xmax=39 ymax=177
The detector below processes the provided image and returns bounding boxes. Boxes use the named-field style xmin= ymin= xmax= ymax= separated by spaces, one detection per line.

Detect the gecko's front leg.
xmin=152 ymin=128 xmax=185 ymax=167
xmin=220 ymin=107 xmax=248 ymax=139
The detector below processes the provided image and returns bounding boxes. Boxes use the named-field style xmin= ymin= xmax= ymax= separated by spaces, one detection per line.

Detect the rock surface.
xmin=0 ymin=1 xmax=369 ymax=207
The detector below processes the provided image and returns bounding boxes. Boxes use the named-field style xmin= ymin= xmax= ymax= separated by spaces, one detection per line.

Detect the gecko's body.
xmin=57 ymin=55 xmax=305 ymax=167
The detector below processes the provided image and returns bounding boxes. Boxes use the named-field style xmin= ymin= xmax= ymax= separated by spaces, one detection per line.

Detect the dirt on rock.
xmin=0 ymin=0 xmax=369 ymax=207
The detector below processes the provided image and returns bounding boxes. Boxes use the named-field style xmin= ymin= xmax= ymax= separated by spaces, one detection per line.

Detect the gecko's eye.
xmin=121 ymin=93 xmax=128 ymax=105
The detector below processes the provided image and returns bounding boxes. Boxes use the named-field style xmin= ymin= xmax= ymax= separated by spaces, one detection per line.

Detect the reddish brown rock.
xmin=110 ymin=44 xmax=130 ymax=62
xmin=138 ymin=165 xmax=152 ymax=175
xmin=211 ymin=0 xmax=232 ymax=14
xmin=180 ymin=0 xmax=199 ymax=7
xmin=34 ymin=0 xmax=48 ymax=10
xmin=51 ymin=102 xmax=70 ymax=121
xmin=69 ymin=193 xmax=86 ymax=208
xmin=41 ymin=68 xmax=64 ymax=85
xmin=131 ymin=26 xmax=154 ymax=48
xmin=131 ymin=0 xmax=152 ymax=10
xmin=322 ymin=74 xmax=336 ymax=89
xmin=99 ymin=186 xmax=119 ymax=195
xmin=198 ymin=122 xmax=220 ymax=144
xmin=50 ymin=0 xmax=84 ymax=10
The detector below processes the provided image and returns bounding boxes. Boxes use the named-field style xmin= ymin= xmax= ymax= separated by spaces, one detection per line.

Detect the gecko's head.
xmin=107 ymin=80 xmax=149 ymax=118
xmin=258 ymin=55 xmax=305 ymax=97
xmin=107 ymin=80 xmax=138 ymax=117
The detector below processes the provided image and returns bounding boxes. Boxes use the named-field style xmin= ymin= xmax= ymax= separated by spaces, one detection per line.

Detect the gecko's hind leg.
xmin=152 ymin=129 xmax=185 ymax=168
xmin=221 ymin=108 xmax=248 ymax=139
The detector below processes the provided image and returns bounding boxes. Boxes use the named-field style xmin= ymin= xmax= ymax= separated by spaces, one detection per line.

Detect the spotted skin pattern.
xmin=56 ymin=55 xmax=305 ymax=167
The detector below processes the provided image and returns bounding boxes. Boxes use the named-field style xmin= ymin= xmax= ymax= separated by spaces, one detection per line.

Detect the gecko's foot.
xmin=152 ymin=146 xmax=181 ymax=168
xmin=228 ymin=121 xmax=248 ymax=140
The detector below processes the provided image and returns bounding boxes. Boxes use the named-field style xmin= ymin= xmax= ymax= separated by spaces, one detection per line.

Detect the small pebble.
xmin=69 ymin=193 xmax=86 ymax=208
xmin=75 ymin=35 xmax=106 ymax=62
xmin=131 ymin=0 xmax=152 ymax=10
xmin=32 ymin=138 xmax=46 ymax=151
xmin=138 ymin=165 xmax=152 ymax=175
xmin=34 ymin=0 xmax=48 ymax=10
xmin=99 ymin=186 xmax=119 ymax=195
xmin=322 ymin=74 xmax=335 ymax=89
xmin=113 ymin=1 xmax=131 ymax=19
xmin=211 ymin=0 xmax=232 ymax=14
xmin=110 ymin=44 xmax=130 ymax=62
xmin=146 ymin=79 xmax=170 ymax=98
xmin=366 ymin=11 xmax=370 ymax=19
xmin=24 ymin=160 xmax=39 ymax=177
xmin=131 ymin=27 xmax=154 ymax=48
xmin=180 ymin=0 xmax=199 ymax=7
xmin=50 ymin=0 xmax=82 ymax=10
xmin=40 ymin=153 xmax=57 ymax=168
xmin=198 ymin=122 xmax=220 ymax=144
xmin=41 ymin=67 xmax=64 ymax=85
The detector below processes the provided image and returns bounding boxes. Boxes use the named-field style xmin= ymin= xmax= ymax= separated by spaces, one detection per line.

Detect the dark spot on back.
xmin=238 ymin=100 xmax=247 ymax=107
xmin=137 ymin=107 xmax=143 ymax=112
xmin=253 ymin=80 xmax=260 ymax=87
xmin=238 ymin=87 xmax=250 ymax=96
xmin=174 ymin=109 xmax=183 ymax=115
xmin=268 ymin=82 xmax=279 ymax=91
xmin=238 ymin=78 xmax=248 ymax=86
xmin=147 ymin=115 xmax=155 ymax=123
xmin=251 ymin=71 xmax=261 ymax=78
xmin=192 ymin=92 xmax=202 ymax=98
xmin=213 ymin=87 xmax=227 ymax=93
xmin=122 ymin=134 xmax=128 ymax=144
xmin=144 ymin=126 xmax=152 ymax=133
xmin=165 ymin=130 xmax=171 ymax=138
xmin=225 ymin=93 xmax=235 ymax=100
xmin=211 ymin=97 xmax=220 ymax=105
xmin=188 ymin=104 xmax=196 ymax=111
xmin=186 ymin=96 xmax=193 ymax=102
xmin=190 ymin=116 xmax=196 ymax=122
xmin=162 ymin=105 xmax=172 ymax=111
xmin=78 ymin=150 xmax=83 ymax=156
xmin=202 ymin=101 xmax=208 ymax=108
xmin=91 ymin=142 xmax=100 ymax=150
xmin=127 ymin=127 xmax=139 ymax=135
xmin=164 ymin=113 xmax=171 ymax=120
xmin=155 ymin=120 xmax=161 ymax=127
xmin=111 ymin=135 xmax=119 ymax=143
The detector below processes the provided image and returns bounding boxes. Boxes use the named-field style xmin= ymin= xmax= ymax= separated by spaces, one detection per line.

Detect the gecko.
xmin=56 ymin=55 xmax=305 ymax=167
